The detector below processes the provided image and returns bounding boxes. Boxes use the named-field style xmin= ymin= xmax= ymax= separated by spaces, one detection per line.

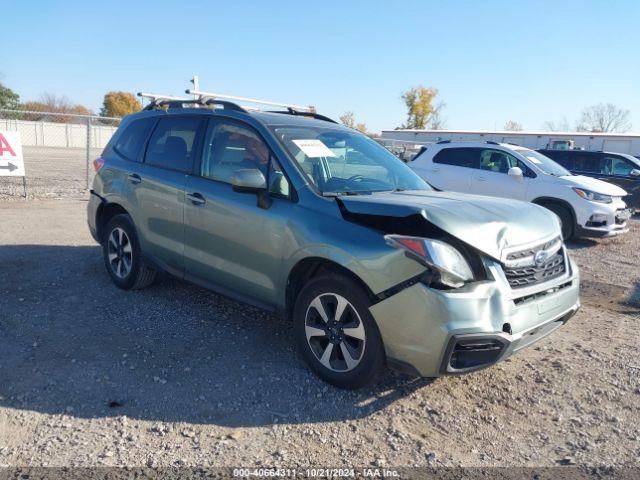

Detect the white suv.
xmin=410 ymin=141 xmax=631 ymax=239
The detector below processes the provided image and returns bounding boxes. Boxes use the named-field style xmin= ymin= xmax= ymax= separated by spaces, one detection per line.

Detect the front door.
xmin=470 ymin=148 xmax=529 ymax=200
xmin=183 ymin=118 xmax=295 ymax=307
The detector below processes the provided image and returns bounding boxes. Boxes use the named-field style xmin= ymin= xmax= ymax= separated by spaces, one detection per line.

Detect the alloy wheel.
xmin=107 ymin=227 xmax=133 ymax=279
xmin=304 ymin=293 xmax=366 ymax=372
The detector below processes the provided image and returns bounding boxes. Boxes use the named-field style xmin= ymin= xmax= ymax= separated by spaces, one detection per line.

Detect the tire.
xmin=293 ymin=274 xmax=385 ymax=389
xmin=541 ymin=203 xmax=574 ymax=240
xmin=102 ymin=214 xmax=156 ymax=290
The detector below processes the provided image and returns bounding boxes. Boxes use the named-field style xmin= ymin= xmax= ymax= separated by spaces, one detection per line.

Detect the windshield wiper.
xmin=322 ymin=190 xmax=372 ymax=197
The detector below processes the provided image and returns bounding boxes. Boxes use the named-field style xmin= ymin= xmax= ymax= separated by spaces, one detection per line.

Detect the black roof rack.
xmin=436 ymin=140 xmax=451 ymax=144
xmin=138 ymin=93 xmax=245 ymax=112
xmin=486 ymin=140 xmax=500 ymax=145
xmin=267 ymin=110 xmax=338 ymax=124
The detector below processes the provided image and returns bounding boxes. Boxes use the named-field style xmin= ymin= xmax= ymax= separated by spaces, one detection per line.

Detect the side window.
xmin=603 ymin=156 xmax=636 ymax=176
xmin=572 ymin=154 xmax=599 ymax=173
xmin=201 ymin=120 xmax=270 ymax=183
xmin=433 ymin=148 xmax=478 ymax=168
xmin=479 ymin=149 xmax=527 ymax=174
xmin=113 ymin=117 xmax=156 ymax=162
xmin=201 ymin=119 xmax=290 ymax=197
xmin=145 ymin=116 xmax=202 ymax=172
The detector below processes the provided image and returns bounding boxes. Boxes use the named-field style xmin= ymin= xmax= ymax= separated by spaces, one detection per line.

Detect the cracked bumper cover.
xmin=369 ymin=258 xmax=580 ymax=377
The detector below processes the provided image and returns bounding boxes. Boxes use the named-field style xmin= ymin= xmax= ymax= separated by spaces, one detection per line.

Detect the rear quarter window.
xmin=113 ymin=117 xmax=156 ymax=162
xmin=433 ymin=148 xmax=478 ymax=168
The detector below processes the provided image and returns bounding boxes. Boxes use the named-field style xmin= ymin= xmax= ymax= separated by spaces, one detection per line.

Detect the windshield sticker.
xmin=525 ymin=155 xmax=542 ymax=164
xmin=292 ymin=139 xmax=336 ymax=158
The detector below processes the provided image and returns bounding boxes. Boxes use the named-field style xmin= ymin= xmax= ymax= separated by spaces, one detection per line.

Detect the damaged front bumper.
xmin=369 ymin=256 xmax=580 ymax=377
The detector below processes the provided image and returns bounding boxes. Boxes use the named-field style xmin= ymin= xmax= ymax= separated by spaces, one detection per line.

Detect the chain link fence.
xmin=0 ymin=108 xmax=121 ymax=199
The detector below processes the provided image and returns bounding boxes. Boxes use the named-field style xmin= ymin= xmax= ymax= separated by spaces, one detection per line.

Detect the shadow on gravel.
xmin=564 ymin=238 xmax=598 ymax=250
xmin=0 ymin=244 xmax=431 ymax=428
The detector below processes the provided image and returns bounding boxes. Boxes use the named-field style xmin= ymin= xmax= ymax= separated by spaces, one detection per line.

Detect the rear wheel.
xmin=103 ymin=214 xmax=156 ymax=290
xmin=540 ymin=202 xmax=574 ymax=240
xmin=293 ymin=274 xmax=385 ymax=389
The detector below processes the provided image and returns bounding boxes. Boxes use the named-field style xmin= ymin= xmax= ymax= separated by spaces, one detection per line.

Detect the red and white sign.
xmin=0 ymin=131 xmax=25 ymax=177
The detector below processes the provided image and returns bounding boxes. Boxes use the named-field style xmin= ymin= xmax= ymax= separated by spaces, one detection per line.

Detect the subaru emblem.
xmin=534 ymin=250 xmax=549 ymax=267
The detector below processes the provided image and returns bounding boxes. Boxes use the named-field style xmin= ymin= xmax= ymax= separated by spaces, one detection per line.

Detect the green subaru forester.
xmin=88 ymin=97 xmax=580 ymax=388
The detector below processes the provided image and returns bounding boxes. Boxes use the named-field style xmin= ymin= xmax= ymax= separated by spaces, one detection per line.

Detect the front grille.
xmin=502 ymin=241 xmax=566 ymax=289
xmin=505 ymin=237 xmax=560 ymax=261
xmin=615 ymin=208 xmax=632 ymax=225
xmin=513 ymin=280 xmax=573 ymax=305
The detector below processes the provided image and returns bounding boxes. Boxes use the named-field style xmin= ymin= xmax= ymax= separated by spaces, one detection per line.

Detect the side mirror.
xmin=630 ymin=168 xmax=640 ymax=177
xmin=231 ymin=169 xmax=267 ymax=193
xmin=508 ymin=166 xmax=524 ymax=181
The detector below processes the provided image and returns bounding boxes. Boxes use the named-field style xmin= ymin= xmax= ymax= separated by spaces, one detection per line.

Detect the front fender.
xmin=280 ymin=240 xmax=426 ymax=306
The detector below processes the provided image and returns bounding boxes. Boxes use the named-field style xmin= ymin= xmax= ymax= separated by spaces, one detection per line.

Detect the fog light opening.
xmin=586 ymin=214 xmax=608 ymax=227
xmin=502 ymin=322 xmax=512 ymax=335
xmin=449 ymin=338 xmax=506 ymax=370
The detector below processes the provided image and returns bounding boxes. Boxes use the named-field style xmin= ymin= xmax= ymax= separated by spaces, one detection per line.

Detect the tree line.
xmin=340 ymin=86 xmax=632 ymax=134
xmin=0 ymin=82 xmax=141 ymax=121
xmin=0 ymin=80 xmax=632 ymax=133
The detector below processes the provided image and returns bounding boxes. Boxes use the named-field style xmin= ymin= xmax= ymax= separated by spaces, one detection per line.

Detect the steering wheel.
xmin=345 ymin=174 xmax=365 ymax=184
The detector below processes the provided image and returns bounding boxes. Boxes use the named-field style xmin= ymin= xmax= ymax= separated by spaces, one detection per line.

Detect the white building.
xmin=381 ymin=129 xmax=640 ymax=156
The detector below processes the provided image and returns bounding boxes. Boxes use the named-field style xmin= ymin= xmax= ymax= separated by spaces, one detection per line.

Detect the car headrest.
xmin=164 ymin=136 xmax=187 ymax=161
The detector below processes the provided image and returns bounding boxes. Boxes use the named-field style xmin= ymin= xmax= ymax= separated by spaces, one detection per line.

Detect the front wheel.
xmin=542 ymin=203 xmax=574 ymax=240
xmin=293 ymin=274 xmax=385 ymax=389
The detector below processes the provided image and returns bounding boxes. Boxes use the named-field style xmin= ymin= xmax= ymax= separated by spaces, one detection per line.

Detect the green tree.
xmin=0 ymin=82 xmax=20 ymax=109
xmin=339 ymin=111 xmax=356 ymax=128
xmin=401 ymin=86 xmax=439 ymax=129
xmin=21 ymin=94 xmax=94 ymax=123
xmin=339 ymin=110 xmax=369 ymax=135
xmin=101 ymin=91 xmax=141 ymax=118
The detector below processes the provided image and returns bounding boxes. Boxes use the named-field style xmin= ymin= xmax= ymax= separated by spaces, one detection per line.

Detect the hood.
xmin=339 ymin=190 xmax=559 ymax=260
xmin=559 ymin=175 xmax=627 ymax=196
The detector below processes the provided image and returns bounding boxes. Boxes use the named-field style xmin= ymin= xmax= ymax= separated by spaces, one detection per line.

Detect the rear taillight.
xmin=93 ymin=157 xmax=105 ymax=172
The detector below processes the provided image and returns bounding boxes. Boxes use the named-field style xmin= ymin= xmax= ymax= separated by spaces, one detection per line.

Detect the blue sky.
xmin=3 ymin=0 xmax=639 ymax=132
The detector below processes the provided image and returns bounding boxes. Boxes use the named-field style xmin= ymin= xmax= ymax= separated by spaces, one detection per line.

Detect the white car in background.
xmin=410 ymin=141 xmax=631 ymax=239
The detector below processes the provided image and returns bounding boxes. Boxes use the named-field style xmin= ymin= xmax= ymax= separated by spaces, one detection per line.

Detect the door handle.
xmin=186 ymin=192 xmax=206 ymax=205
xmin=476 ymin=176 xmax=486 ymax=182
xmin=127 ymin=173 xmax=142 ymax=184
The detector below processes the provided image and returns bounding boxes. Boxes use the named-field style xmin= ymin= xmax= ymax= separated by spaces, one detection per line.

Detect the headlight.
xmin=385 ymin=235 xmax=474 ymax=288
xmin=572 ymin=187 xmax=612 ymax=204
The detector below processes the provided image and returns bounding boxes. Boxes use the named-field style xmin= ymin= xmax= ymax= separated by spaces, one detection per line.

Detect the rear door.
xmin=134 ymin=115 xmax=205 ymax=276
xmin=470 ymin=148 xmax=530 ymax=200
xmin=540 ymin=150 xmax=573 ymax=170
xmin=413 ymin=147 xmax=478 ymax=191
xmin=570 ymin=151 xmax=600 ymax=178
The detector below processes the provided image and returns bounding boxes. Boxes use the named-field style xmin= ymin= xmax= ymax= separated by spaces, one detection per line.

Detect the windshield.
xmin=271 ymin=126 xmax=431 ymax=195
xmin=617 ymin=152 xmax=640 ymax=167
xmin=517 ymin=149 xmax=572 ymax=177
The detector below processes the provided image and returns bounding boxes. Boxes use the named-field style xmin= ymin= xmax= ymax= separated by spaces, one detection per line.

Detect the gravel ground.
xmin=0 ymin=199 xmax=638 ymax=469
